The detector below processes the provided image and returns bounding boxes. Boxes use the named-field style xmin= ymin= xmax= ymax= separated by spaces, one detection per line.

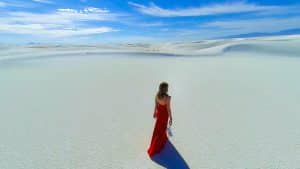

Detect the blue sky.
xmin=0 ymin=0 xmax=300 ymax=43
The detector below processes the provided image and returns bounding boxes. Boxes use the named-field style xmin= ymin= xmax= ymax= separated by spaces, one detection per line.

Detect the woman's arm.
xmin=153 ymin=97 xmax=158 ymax=118
xmin=167 ymin=96 xmax=172 ymax=126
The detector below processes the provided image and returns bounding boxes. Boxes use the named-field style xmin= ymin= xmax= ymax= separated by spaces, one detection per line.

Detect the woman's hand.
xmin=153 ymin=99 xmax=157 ymax=118
xmin=153 ymin=110 xmax=157 ymax=118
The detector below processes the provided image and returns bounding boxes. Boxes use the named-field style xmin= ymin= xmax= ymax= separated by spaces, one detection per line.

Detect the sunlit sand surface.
xmin=1 ymin=35 xmax=300 ymax=168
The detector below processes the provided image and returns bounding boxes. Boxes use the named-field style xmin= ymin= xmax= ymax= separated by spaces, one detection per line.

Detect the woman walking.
xmin=147 ymin=81 xmax=173 ymax=157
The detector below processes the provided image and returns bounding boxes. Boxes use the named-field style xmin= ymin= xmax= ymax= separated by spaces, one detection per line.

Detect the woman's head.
xmin=157 ymin=81 xmax=169 ymax=99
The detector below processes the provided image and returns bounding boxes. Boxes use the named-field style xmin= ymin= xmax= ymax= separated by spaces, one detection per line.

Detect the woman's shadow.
xmin=150 ymin=139 xmax=190 ymax=169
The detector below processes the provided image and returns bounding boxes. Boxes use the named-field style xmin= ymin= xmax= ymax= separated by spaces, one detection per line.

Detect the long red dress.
xmin=147 ymin=100 xmax=169 ymax=157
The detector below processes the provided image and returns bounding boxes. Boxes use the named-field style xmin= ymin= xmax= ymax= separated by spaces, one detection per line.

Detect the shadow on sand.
xmin=150 ymin=139 xmax=190 ymax=169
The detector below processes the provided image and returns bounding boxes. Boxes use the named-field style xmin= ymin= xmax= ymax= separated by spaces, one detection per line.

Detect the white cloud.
xmin=121 ymin=20 xmax=166 ymax=27
xmin=0 ymin=7 xmax=116 ymax=25
xmin=83 ymin=7 xmax=109 ymax=13
xmin=201 ymin=16 xmax=300 ymax=33
xmin=32 ymin=0 xmax=54 ymax=4
xmin=172 ymin=16 xmax=300 ymax=40
xmin=138 ymin=22 xmax=165 ymax=27
xmin=128 ymin=1 xmax=280 ymax=17
xmin=57 ymin=7 xmax=109 ymax=14
xmin=0 ymin=23 xmax=116 ymax=37
xmin=0 ymin=0 xmax=38 ymax=8
xmin=0 ymin=1 xmax=7 ymax=7
xmin=57 ymin=8 xmax=77 ymax=13
xmin=0 ymin=7 xmax=119 ymax=37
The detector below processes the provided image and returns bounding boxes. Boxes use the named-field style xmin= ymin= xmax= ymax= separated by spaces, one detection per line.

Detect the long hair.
xmin=156 ymin=81 xmax=169 ymax=99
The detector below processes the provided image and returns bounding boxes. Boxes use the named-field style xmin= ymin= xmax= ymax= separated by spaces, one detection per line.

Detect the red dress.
xmin=147 ymin=101 xmax=169 ymax=157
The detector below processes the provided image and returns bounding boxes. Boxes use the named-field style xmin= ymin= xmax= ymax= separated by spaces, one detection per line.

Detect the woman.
xmin=147 ymin=81 xmax=173 ymax=157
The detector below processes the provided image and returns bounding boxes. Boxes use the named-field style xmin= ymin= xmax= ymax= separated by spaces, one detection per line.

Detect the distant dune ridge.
xmin=0 ymin=35 xmax=300 ymax=64
xmin=0 ymin=35 xmax=300 ymax=168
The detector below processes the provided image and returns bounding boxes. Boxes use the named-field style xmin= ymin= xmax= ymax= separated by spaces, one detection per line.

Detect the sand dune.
xmin=0 ymin=35 xmax=300 ymax=168
xmin=1 ymin=35 xmax=300 ymax=63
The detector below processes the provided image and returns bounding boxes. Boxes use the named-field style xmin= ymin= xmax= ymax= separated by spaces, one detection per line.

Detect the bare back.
xmin=156 ymin=95 xmax=170 ymax=106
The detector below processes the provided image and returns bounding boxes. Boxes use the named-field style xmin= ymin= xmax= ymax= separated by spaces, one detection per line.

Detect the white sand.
xmin=0 ymin=36 xmax=300 ymax=169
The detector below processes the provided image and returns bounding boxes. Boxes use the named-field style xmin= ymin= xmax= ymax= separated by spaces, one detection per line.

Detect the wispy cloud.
xmin=0 ymin=0 xmax=9 ymax=7
xmin=0 ymin=1 xmax=7 ymax=7
xmin=32 ymin=0 xmax=54 ymax=4
xmin=172 ymin=16 xmax=300 ymax=40
xmin=137 ymin=21 xmax=165 ymax=27
xmin=128 ymin=1 xmax=280 ymax=17
xmin=0 ymin=7 xmax=116 ymax=24
xmin=0 ymin=23 xmax=115 ymax=37
xmin=201 ymin=16 xmax=300 ymax=33
xmin=0 ymin=7 xmax=119 ymax=37
xmin=120 ymin=19 xmax=166 ymax=27
xmin=0 ymin=0 xmax=35 ymax=8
